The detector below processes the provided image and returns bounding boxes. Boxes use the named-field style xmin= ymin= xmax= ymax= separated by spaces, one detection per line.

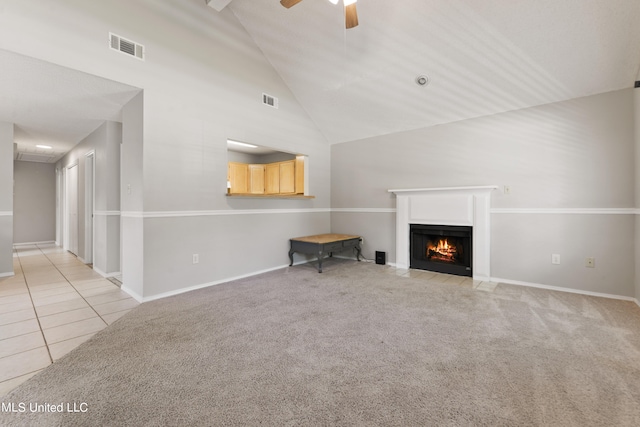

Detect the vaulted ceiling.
xmin=227 ymin=0 xmax=640 ymax=143
xmin=4 ymin=0 xmax=640 ymax=162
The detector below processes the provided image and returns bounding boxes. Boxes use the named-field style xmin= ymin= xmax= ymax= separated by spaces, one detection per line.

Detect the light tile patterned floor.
xmin=0 ymin=243 xmax=140 ymax=397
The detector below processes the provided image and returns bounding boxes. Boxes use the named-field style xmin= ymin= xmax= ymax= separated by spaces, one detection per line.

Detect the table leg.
xmin=317 ymin=250 xmax=324 ymax=273
xmin=288 ymin=250 xmax=294 ymax=266
xmin=355 ymin=242 xmax=362 ymax=261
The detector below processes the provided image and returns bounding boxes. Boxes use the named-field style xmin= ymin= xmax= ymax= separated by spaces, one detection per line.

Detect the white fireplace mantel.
xmin=388 ymin=185 xmax=498 ymax=280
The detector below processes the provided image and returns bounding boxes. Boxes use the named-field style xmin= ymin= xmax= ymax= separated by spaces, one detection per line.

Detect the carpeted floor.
xmin=2 ymin=259 xmax=640 ymax=426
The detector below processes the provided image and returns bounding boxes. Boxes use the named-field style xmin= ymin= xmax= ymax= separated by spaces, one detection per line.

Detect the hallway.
xmin=0 ymin=243 xmax=139 ymax=396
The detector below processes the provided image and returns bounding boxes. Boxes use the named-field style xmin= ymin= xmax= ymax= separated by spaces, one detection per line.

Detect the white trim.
xmin=121 ymin=211 xmax=144 ymax=218
xmin=93 ymin=266 xmax=122 ymax=279
xmin=118 ymin=207 xmax=640 ymax=218
xmin=136 ymin=261 xmax=308 ymax=303
xmin=0 ymin=271 xmax=14 ymax=278
xmin=332 ymin=208 xmax=396 ymax=213
xmin=93 ymin=211 xmax=121 ymax=216
xmin=389 ymin=185 xmax=499 ymax=194
xmin=491 ymin=208 xmax=640 ymax=215
xmin=491 ymin=277 xmax=637 ymax=302
xmin=13 ymin=241 xmax=55 ymax=246
xmin=0 ymin=211 xmax=12 ymax=216
xmin=123 ymin=209 xmax=330 ymax=218
xmin=121 ymin=285 xmax=143 ymax=303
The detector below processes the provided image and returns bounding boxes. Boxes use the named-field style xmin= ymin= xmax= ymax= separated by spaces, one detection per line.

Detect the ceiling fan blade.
xmin=280 ymin=0 xmax=303 ymax=8
xmin=345 ymin=3 xmax=359 ymax=29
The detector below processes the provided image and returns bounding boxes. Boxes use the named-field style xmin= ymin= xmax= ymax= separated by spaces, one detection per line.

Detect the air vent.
xmin=262 ymin=93 xmax=278 ymax=109
xmin=15 ymin=153 xmax=58 ymax=163
xmin=109 ymin=33 xmax=144 ymax=60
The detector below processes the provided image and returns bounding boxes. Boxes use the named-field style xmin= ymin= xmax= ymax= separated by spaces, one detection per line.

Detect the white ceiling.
xmin=0 ymin=49 xmax=140 ymax=163
xmin=3 ymin=0 xmax=640 ymax=163
xmin=228 ymin=0 xmax=640 ymax=144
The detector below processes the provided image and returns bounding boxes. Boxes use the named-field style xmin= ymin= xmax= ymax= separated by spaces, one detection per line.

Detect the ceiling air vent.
xmin=262 ymin=93 xmax=278 ymax=109
xmin=15 ymin=153 xmax=58 ymax=163
xmin=109 ymin=33 xmax=144 ymax=60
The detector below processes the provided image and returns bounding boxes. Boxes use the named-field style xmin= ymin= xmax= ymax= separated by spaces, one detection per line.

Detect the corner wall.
xmin=634 ymin=85 xmax=640 ymax=303
xmin=57 ymin=121 xmax=122 ymax=276
xmin=0 ymin=122 xmax=13 ymax=276
xmin=332 ymin=89 xmax=636 ymax=298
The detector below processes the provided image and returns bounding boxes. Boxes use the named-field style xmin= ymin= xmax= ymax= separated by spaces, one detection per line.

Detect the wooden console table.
xmin=289 ymin=233 xmax=362 ymax=273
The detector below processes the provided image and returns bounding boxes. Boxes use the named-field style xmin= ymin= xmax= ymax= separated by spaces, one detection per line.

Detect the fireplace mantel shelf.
xmin=388 ymin=185 xmax=498 ymax=194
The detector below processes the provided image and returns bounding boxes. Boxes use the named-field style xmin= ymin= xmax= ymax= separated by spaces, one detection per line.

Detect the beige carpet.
xmin=2 ymin=259 xmax=640 ymax=426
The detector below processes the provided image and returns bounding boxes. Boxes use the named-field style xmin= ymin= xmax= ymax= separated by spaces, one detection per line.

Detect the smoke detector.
xmin=415 ymin=75 xmax=430 ymax=86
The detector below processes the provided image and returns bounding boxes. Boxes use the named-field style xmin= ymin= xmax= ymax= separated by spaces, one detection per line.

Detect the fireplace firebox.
xmin=410 ymin=224 xmax=472 ymax=276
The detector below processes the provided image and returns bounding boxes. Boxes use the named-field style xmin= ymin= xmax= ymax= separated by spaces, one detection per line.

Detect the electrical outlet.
xmin=192 ymin=254 xmax=199 ymax=264
xmin=504 ymin=185 xmax=511 ymax=195
xmin=551 ymin=254 xmax=560 ymax=265
xmin=585 ymin=257 xmax=595 ymax=268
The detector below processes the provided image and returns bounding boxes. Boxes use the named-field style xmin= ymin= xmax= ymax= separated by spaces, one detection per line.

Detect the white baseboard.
xmin=119 ymin=262 xmax=640 ymax=310
xmin=12 ymin=241 xmax=55 ymax=247
xmin=0 ymin=271 xmax=15 ymax=278
xmin=93 ymin=267 xmax=122 ymax=279
xmin=121 ymin=286 xmax=144 ymax=303
xmin=139 ymin=261 xmax=311 ymax=303
xmin=491 ymin=276 xmax=637 ymax=303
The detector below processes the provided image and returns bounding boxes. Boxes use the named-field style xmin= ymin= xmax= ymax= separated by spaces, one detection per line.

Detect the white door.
xmin=66 ymin=164 xmax=79 ymax=256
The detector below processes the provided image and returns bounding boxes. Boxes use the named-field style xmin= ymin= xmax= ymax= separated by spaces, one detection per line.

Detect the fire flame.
xmin=427 ymin=238 xmax=457 ymax=261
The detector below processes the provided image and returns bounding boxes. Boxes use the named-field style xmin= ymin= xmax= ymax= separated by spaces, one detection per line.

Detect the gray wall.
xmin=0 ymin=1 xmax=331 ymax=300
xmin=121 ymin=92 xmax=144 ymax=298
xmin=331 ymin=89 xmax=636 ymax=298
xmin=57 ymin=121 xmax=122 ymax=276
xmin=13 ymin=161 xmax=56 ymax=244
xmin=0 ymin=122 xmax=13 ymax=276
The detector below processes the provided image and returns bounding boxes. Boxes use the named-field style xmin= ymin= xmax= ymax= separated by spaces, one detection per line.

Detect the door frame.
xmin=84 ymin=151 xmax=95 ymax=264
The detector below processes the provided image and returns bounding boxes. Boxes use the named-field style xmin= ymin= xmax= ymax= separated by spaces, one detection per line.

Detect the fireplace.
xmin=389 ymin=186 xmax=497 ymax=281
xmin=410 ymin=224 xmax=472 ymax=276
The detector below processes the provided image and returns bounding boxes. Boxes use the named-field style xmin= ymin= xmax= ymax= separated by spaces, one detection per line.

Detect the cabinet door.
xmin=265 ymin=163 xmax=280 ymax=194
xmin=248 ymin=164 xmax=265 ymax=194
xmin=228 ymin=162 xmax=248 ymax=194
xmin=295 ymin=156 xmax=304 ymax=194
xmin=279 ymin=160 xmax=295 ymax=194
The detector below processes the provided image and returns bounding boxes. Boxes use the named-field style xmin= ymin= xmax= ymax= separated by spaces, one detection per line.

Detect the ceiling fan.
xmin=280 ymin=0 xmax=359 ymax=29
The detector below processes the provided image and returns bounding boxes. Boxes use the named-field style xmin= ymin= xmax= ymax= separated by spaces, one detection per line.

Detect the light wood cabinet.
xmin=228 ymin=158 xmax=304 ymax=196
xmin=248 ymin=164 xmax=265 ymax=194
xmin=228 ymin=162 xmax=248 ymax=194
xmin=265 ymin=163 xmax=280 ymax=194
xmin=295 ymin=156 xmax=304 ymax=194
xmin=279 ymin=160 xmax=295 ymax=194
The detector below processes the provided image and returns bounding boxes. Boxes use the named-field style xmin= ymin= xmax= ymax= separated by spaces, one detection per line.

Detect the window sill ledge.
xmin=226 ymin=193 xmax=315 ymax=199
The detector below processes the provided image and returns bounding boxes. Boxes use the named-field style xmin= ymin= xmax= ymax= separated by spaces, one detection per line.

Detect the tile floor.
xmin=382 ymin=264 xmax=499 ymax=292
xmin=0 ymin=243 xmax=140 ymax=397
